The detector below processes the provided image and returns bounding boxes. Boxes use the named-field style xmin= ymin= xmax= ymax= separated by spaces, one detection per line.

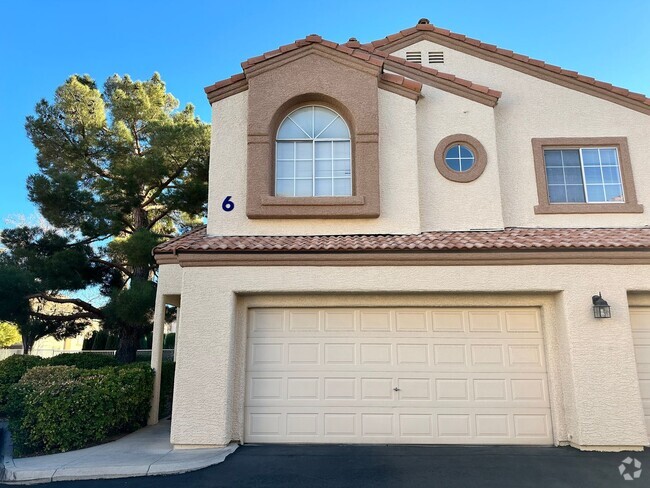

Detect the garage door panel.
xmin=633 ymin=343 xmax=650 ymax=373
xmin=246 ymin=371 xmax=549 ymax=408
xmin=245 ymin=407 xmax=553 ymax=444
xmin=248 ymin=339 xmax=546 ymax=373
xmin=248 ymin=308 xmax=544 ymax=337
xmin=630 ymin=307 xmax=650 ymax=443
xmin=246 ymin=307 xmax=552 ymax=445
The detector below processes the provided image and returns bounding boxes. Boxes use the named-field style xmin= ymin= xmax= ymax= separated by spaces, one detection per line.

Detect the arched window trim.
xmin=275 ymin=105 xmax=353 ymax=197
xmin=276 ymin=104 xmax=351 ymax=141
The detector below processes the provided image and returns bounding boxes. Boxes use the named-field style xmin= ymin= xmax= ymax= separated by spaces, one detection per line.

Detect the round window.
xmin=444 ymin=144 xmax=475 ymax=172
xmin=434 ymin=134 xmax=487 ymax=183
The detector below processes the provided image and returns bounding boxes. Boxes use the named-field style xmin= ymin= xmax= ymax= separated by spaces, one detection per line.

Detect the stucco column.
xmin=170 ymin=269 xmax=235 ymax=448
xmin=148 ymin=291 xmax=166 ymax=425
xmin=557 ymin=285 xmax=647 ymax=450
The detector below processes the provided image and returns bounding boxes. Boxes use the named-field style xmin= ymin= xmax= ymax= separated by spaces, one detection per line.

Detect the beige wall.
xmin=168 ymin=263 xmax=650 ymax=450
xmin=413 ymin=82 xmax=504 ymax=230
xmin=394 ymin=40 xmax=650 ymax=229
xmin=207 ymin=89 xmax=421 ymax=236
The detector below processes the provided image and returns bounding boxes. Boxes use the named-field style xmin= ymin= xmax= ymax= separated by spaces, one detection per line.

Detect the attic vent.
xmin=428 ymin=51 xmax=444 ymax=63
xmin=406 ymin=51 xmax=422 ymax=63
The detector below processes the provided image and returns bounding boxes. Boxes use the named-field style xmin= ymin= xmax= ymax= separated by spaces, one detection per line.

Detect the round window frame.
xmin=434 ymin=134 xmax=487 ymax=183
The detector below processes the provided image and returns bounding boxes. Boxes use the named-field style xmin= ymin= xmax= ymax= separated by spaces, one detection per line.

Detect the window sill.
xmin=261 ymin=196 xmax=365 ymax=206
xmin=248 ymin=195 xmax=378 ymax=219
xmin=534 ymin=202 xmax=644 ymax=214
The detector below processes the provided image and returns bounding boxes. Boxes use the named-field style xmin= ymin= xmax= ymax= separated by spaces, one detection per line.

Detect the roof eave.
xmin=369 ymin=25 xmax=650 ymax=115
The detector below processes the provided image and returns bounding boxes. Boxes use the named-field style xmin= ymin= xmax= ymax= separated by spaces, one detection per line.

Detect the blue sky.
xmin=1 ymin=0 xmax=649 ymax=228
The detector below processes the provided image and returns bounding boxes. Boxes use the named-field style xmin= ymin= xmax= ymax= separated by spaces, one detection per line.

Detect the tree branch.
xmin=30 ymin=311 xmax=97 ymax=322
xmin=26 ymin=293 xmax=103 ymax=316
xmin=90 ymin=257 xmax=133 ymax=277
xmin=141 ymin=158 xmax=187 ymax=208
xmin=146 ymin=208 xmax=173 ymax=229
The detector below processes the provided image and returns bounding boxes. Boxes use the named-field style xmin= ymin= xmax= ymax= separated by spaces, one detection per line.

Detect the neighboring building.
xmin=31 ymin=331 xmax=87 ymax=355
xmin=149 ymin=20 xmax=650 ymax=451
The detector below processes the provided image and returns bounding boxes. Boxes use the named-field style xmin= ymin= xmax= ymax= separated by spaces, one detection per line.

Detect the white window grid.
xmin=275 ymin=106 xmax=352 ymax=197
xmin=545 ymin=147 xmax=624 ymax=204
xmin=444 ymin=144 xmax=475 ymax=172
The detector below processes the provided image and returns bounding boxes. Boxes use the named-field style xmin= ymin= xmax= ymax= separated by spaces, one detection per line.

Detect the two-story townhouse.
xmin=148 ymin=19 xmax=650 ymax=452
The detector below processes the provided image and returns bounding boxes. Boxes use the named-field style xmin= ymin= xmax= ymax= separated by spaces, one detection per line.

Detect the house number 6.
xmin=222 ymin=196 xmax=235 ymax=212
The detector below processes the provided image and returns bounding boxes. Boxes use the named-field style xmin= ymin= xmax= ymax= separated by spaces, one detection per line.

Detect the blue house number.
xmin=221 ymin=196 xmax=235 ymax=212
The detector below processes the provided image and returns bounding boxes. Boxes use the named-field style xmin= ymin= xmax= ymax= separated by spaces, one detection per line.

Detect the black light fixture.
xmin=592 ymin=292 xmax=611 ymax=319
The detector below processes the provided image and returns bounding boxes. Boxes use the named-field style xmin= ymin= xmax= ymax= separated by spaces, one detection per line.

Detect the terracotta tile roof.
xmin=204 ymin=34 xmax=499 ymax=104
xmin=155 ymin=226 xmax=650 ymax=255
xmin=204 ymin=73 xmax=246 ymax=97
xmin=379 ymin=72 xmax=422 ymax=93
xmin=367 ymin=20 xmax=650 ymax=108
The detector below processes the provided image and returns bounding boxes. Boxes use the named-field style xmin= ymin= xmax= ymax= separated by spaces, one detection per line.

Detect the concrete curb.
xmin=0 ymin=421 xmax=238 ymax=484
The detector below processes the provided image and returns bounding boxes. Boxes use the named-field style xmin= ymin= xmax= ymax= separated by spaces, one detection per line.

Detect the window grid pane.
xmin=444 ymin=144 xmax=475 ymax=172
xmin=579 ymin=147 xmax=623 ymax=203
xmin=275 ymin=106 xmax=352 ymax=197
xmin=544 ymin=147 xmax=623 ymax=204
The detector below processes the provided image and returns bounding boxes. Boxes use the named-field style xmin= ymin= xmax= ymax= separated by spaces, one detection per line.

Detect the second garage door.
xmin=245 ymin=307 xmax=553 ymax=444
xmin=630 ymin=307 xmax=650 ymax=440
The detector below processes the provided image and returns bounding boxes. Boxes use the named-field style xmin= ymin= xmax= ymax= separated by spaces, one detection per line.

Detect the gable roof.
xmin=204 ymin=34 xmax=501 ymax=106
xmin=155 ymin=226 xmax=650 ymax=255
xmin=367 ymin=19 xmax=650 ymax=115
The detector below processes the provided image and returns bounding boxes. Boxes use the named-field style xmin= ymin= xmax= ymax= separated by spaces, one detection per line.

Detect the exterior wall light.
xmin=592 ymin=292 xmax=611 ymax=319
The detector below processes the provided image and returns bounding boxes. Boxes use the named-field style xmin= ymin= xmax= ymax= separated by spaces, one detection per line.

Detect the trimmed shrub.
xmin=44 ymin=353 xmax=117 ymax=369
xmin=159 ymin=361 xmax=175 ymax=419
xmin=0 ymin=355 xmax=43 ymax=415
xmin=7 ymin=363 xmax=154 ymax=456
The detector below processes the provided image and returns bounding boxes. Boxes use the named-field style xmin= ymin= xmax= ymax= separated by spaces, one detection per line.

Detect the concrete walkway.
xmin=1 ymin=421 xmax=237 ymax=484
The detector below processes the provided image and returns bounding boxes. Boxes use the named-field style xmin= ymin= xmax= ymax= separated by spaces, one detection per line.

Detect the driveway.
xmin=28 ymin=444 xmax=648 ymax=488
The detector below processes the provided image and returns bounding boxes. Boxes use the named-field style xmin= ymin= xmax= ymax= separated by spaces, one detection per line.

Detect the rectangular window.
xmin=544 ymin=147 xmax=624 ymax=204
xmin=532 ymin=137 xmax=642 ymax=214
xmin=275 ymin=140 xmax=352 ymax=197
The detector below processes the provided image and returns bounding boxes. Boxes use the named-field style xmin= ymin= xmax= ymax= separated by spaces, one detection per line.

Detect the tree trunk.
xmin=113 ymin=207 xmax=151 ymax=364
xmin=115 ymin=327 xmax=140 ymax=363
xmin=22 ymin=336 xmax=34 ymax=355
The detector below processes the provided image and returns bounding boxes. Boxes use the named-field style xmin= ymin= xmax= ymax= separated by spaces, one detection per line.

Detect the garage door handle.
xmin=393 ymin=387 xmax=401 ymax=392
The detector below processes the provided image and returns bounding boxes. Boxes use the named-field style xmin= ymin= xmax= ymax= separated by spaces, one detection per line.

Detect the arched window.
xmin=275 ymin=106 xmax=352 ymax=197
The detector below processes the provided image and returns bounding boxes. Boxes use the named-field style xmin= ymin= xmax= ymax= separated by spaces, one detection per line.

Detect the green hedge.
xmin=7 ymin=363 xmax=154 ymax=456
xmin=0 ymin=355 xmax=43 ymax=416
xmin=45 ymin=353 xmax=117 ymax=369
xmin=0 ymin=353 xmax=120 ymax=416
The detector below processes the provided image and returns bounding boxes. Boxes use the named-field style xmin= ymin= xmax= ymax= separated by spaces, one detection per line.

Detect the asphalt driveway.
xmin=29 ymin=444 xmax=649 ymax=488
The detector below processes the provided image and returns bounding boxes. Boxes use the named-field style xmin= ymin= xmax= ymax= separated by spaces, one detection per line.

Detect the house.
xmin=148 ymin=19 xmax=650 ymax=452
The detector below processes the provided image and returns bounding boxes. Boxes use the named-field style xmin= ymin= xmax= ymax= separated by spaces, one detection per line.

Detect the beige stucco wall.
xmin=157 ymin=264 xmax=183 ymax=296
xmin=168 ymin=263 xmax=650 ymax=450
xmin=207 ymin=88 xmax=420 ymax=236
xmin=394 ymin=40 xmax=650 ymax=228
xmin=413 ymin=82 xmax=504 ymax=230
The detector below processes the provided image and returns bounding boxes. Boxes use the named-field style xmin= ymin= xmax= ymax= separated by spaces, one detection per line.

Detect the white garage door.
xmin=630 ymin=307 xmax=650 ymax=438
xmin=245 ymin=307 xmax=553 ymax=444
